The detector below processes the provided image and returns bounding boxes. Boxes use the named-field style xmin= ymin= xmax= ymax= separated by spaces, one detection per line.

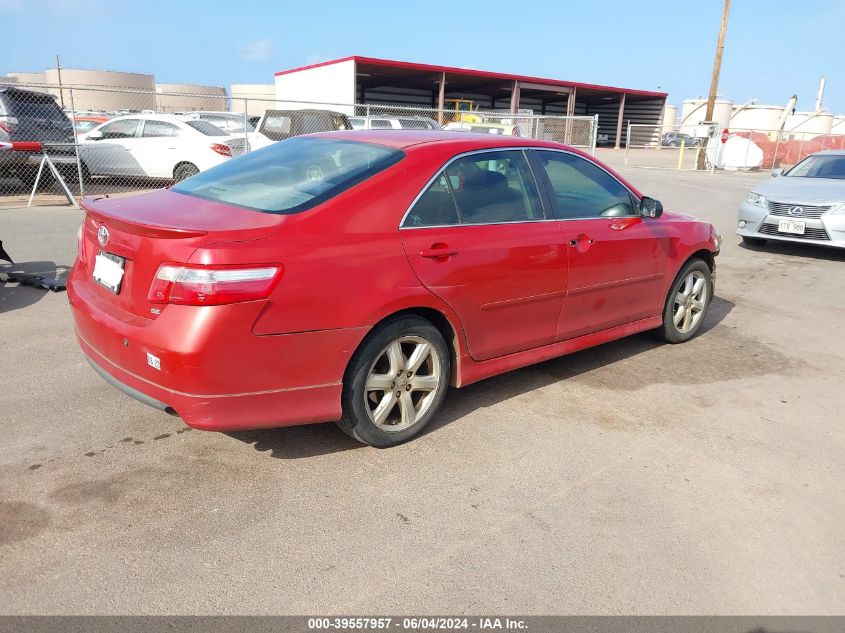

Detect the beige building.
xmin=155 ymin=83 xmax=227 ymax=113
xmin=43 ymin=68 xmax=156 ymax=111
xmin=230 ymin=84 xmax=276 ymax=115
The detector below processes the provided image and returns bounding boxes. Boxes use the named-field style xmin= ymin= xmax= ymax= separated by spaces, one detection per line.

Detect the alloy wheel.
xmin=364 ymin=336 xmax=442 ymax=432
xmin=672 ymin=270 xmax=708 ymax=334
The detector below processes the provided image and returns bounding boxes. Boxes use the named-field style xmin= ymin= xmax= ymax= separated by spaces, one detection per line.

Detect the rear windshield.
xmin=1 ymin=91 xmax=67 ymax=120
xmin=172 ymin=137 xmax=404 ymax=214
xmin=184 ymin=120 xmax=227 ymax=136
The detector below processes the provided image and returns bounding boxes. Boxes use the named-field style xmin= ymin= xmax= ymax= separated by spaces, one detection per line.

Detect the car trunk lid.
xmin=80 ymin=188 xmax=282 ymax=318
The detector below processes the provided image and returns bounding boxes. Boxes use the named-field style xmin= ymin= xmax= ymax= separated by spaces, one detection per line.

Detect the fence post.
xmin=624 ymin=121 xmax=632 ymax=164
xmin=591 ymin=115 xmax=599 ymax=155
xmin=366 ymin=104 xmax=370 ymax=130
xmin=243 ymin=98 xmax=249 ymax=152
xmin=68 ymin=87 xmax=84 ymax=197
xmin=772 ymin=134 xmax=781 ymax=171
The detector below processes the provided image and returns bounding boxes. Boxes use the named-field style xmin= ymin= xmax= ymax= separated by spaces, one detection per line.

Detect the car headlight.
xmin=826 ymin=203 xmax=845 ymax=215
xmin=712 ymin=226 xmax=722 ymax=250
xmin=746 ymin=192 xmax=767 ymax=207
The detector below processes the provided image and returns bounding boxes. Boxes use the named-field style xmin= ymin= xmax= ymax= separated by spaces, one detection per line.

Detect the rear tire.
xmin=337 ymin=316 xmax=450 ymax=447
xmin=173 ymin=163 xmax=199 ymax=182
xmin=741 ymin=236 xmax=767 ymax=247
xmin=653 ymin=258 xmax=713 ymax=344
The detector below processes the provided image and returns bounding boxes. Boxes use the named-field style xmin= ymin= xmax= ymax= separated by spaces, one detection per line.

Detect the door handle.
xmin=568 ymin=238 xmax=594 ymax=246
xmin=420 ymin=245 xmax=458 ymax=259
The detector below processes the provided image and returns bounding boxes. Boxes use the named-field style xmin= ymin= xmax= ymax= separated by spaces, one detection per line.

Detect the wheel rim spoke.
xmin=673 ymin=305 xmax=686 ymax=326
xmin=385 ymin=341 xmax=404 ymax=375
xmin=412 ymin=375 xmax=438 ymax=391
xmin=398 ymin=391 xmax=416 ymax=426
xmin=366 ymin=373 xmax=394 ymax=391
xmin=372 ymin=392 xmax=396 ymax=426
xmin=406 ymin=342 xmax=431 ymax=374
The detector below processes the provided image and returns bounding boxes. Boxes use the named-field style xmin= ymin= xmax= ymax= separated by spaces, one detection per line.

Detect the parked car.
xmin=176 ymin=111 xmax=254 ymax=134
xmin=737 ymin=150 xmax=845 ymax=249
xmin=0 ymin=87 xmax=76 ymax=185
xmin=349 ymin=116 xmax=439 ymax=130
xmin=79 ymin=114 xmax=247 ymax=181
xmin=68 ymin=130 xmax=720 ymax=447
xmin=661 ymin=132 xmax=700 ymax=147
xmin=442 ymin=121 xmax=520 ymax=136
xmin=248 ymin=109 xmax=352 ymax=150
xmin=72 ymin=115 xmax=110 ymax=137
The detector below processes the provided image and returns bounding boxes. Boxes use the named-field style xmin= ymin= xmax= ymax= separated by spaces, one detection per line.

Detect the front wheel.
xmin=338 ymin=316 xmax=450 ymax=447
xmin=654 ymin=258 xmax=713 ymax=343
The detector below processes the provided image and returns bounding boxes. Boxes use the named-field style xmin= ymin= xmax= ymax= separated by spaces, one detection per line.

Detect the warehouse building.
xmin=275 ymin=56 xmax=667 ymax=147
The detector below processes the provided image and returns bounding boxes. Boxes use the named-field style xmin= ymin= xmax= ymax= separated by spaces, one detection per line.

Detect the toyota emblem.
xmin=97 ymin=224 xmax=109 ymax=247
xmin=788 ymin=206 xmax=805 ymax=216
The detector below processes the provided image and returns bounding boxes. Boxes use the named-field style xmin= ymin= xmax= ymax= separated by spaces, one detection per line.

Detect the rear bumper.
xmin=68 ymin=262 xmax=366 ymax=431
xmin=77 ymin=333 xmax=344 ymax=430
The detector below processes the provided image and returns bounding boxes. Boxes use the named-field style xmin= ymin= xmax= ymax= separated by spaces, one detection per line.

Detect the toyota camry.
xmin=68 ymin=130 xmax=721 ymax=447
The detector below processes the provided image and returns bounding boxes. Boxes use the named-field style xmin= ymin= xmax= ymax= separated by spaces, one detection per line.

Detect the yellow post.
xmin=677 ymin=140 xmax=686 ymax=170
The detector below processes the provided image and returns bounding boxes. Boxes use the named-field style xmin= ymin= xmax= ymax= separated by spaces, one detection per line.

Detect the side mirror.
xmin=640 ymin=196 xmax=663 ymax=218
xmin=86 ymin=130 xmax=103 ymax=140
xmin=771 ymin=167 xmax=784 ymax=177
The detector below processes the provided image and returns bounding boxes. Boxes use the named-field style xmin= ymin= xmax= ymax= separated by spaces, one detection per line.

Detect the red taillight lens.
xmin=210 ymin=143 xmax=232 ymax=157
xmin=148 ymin=263 xmax=282 ymax=306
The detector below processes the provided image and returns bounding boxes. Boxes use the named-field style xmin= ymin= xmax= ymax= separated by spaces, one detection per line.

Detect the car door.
xmin=81 ymin=118 xmax=140 ymax=175
xmin=136 ymin=119 xmax=182 ymax=178
xmin=400 ymin=149 xmax=568 ymax=361
xmin=530 ymin=149 xmax=669 ymax=340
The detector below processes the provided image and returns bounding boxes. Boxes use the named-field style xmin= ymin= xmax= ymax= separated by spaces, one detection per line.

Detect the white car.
xmin=349 ymin=115 xmax=439 ymax=131
xmin=79 ymin=114 xmax=247 ymax=181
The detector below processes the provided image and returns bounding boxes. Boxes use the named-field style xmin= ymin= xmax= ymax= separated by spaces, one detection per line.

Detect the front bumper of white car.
xmin=736 ymin=199 xmax=845 ymax=248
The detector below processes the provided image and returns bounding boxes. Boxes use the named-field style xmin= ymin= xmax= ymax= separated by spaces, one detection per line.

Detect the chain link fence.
xmin=0 ymin=83 xmax=598 ymax=207
xmin=624 ymin=122 xmax=845 ymax=173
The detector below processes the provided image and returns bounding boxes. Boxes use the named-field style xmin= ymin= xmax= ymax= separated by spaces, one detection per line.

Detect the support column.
xmin=566 ymin=87 xmax=576 ymax=116
xmin=437 ymin=72 xmax=446 ymax=125
xmin=510 ymin=80 xmax=521 ymax=114
xmin=614 ymin=93 xmax=627 ymax=149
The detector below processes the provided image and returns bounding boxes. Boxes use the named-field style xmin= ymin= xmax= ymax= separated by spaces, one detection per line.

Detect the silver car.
xmin=737 ymin=150 xmax=845 ymax=249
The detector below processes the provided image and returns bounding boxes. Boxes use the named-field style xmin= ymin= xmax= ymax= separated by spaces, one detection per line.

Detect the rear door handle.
xmin=420 ymin=246 xmax=458 ymax=259
xmin=568 ymin=238 xmax=594 ymax=246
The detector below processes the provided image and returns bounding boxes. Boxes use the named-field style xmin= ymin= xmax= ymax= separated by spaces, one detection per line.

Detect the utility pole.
xmin=698 ymin=0 xmax=731 ymax=169
xmin=56 ymin=53 xmax=64 ymax=109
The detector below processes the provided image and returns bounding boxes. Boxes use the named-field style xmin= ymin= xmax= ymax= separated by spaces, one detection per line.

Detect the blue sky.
xmin=1 ymin=0 xmax=842 ymax=113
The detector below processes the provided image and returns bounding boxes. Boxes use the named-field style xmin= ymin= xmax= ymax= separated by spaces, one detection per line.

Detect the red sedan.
xmin=68 ymin=131 xmax=720 ymax=447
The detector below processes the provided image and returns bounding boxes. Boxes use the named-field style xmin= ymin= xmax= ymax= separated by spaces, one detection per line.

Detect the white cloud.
xmin=241 ymin=39 xmax=273 ymax=62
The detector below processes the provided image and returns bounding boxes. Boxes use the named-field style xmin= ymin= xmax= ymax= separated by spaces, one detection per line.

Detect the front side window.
xmin=98 ymin=119 xmax=140 ymax=139
xmin=535 ymin=150 xmax=636 ymax=218
xmin=142 ymin=120 xmax=179 ymax=137
xmin=172 ymin=137 xmax=404 ymax=214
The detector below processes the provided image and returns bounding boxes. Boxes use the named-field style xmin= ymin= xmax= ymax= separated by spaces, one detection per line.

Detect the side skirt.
xmin=456 ymin=316 xmax=663 ymax=387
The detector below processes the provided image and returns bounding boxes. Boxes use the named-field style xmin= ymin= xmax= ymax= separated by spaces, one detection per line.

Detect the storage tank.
xmin=730 ymin=104 xmax=784 ymax=133
xmin=43 ymin=68 xmax=156 ymax=111
xmin=661 ymin=104 xmax=677 ymax=133
xmin=830 ymin=115 xmax=845 ymax=135
xmin=680 ymin=98 xmax=732 ymax=134
xmin=785 ymin=111 xmax=834 ymax=140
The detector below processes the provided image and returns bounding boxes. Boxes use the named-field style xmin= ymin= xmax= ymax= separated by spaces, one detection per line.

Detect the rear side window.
xmin=142 ymin=120 xmax=179 ymax=137
xmin=535 ymin=150 xmax=635 ymax=218
xmin=404 ymin=150 xmax=543 ymax=227
xmin=172 ymin=137 xmax=404 ymax=214
xmin=184 ymin=120 xmax=227 ymax=136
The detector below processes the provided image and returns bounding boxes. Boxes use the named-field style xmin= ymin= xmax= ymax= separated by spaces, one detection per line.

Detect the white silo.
xmin=730 ymin=104 xmax=785 ymax=133
xmin=661 ymin=104 xmax=677 ymax=132
xmin=785 ymin=111 xmax=834 ymax=140
xmin=831 ymin=116 xmax=845 ymax=135
xmin=680 ymin=98 xmax=733 ymax=134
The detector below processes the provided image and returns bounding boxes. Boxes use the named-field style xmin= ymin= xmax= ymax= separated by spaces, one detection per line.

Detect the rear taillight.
xmin=210 ymin=143 xmax=232 ymax=157
xmin=0 ymin=116 xmax=17 ymax=133
xmin=148 ymin=263 xmax=282 ymax=306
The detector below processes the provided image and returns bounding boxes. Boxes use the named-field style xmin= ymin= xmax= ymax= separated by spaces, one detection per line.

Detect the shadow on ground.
xmin=229 ymin=296 xmax=738 ymax=459
xmin=0 ymin=261 xmax=68 ymax=314
xmin=739 ymin=238 xmax=845 ymax=262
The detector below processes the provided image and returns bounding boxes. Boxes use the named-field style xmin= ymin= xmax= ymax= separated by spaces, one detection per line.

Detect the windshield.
xmin=786 ymin=154 xmax=845 ymax=179
xmin=172 ymin=137 xmax=404 ymax=214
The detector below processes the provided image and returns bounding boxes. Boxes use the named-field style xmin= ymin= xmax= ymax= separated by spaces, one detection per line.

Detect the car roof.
xmin=813 ymin=149 xmax=845 ymax=156
xmin=311 ymin=129 xmax=568 ymax=150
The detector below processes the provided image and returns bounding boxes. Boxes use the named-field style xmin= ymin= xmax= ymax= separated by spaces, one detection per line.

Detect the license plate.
xmin=778 ymin=219 xmax=805 ymax=235
xmin=93 ymin=251 xmax=125 ymax=293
